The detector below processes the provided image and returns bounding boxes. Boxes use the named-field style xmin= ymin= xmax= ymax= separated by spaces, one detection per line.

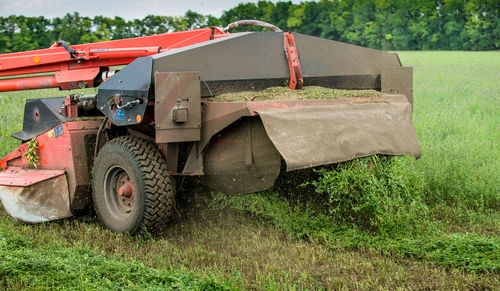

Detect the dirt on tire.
xmin=92 ymin=136 xmax=175 ymax=235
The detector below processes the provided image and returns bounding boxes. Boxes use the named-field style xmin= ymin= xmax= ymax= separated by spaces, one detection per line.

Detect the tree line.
xmin=0 ymin=0 xmax=498 ymax=53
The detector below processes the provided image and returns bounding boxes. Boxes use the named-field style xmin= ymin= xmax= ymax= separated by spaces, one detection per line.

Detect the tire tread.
xmin=93 ymin=136 xmax=174 ymax=234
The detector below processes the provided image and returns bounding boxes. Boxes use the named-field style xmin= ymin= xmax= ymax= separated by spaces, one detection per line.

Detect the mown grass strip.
xmin=222 ymin=191 xmax=500 ymax=273
xmin=0 ymin=225 xmax=231 ymax=290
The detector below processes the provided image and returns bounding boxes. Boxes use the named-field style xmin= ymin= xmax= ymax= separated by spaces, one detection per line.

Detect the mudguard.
xmin=0 ymin=167 xmax=72 ymax=223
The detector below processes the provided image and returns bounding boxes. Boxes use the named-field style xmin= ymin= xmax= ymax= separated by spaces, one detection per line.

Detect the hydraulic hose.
xmin=223 ymin=20 xmax=282 ymax=33
xmin=56 ymin=40 xmax=77 ymax=57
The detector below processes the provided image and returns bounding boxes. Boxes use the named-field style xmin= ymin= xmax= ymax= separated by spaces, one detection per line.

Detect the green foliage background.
xmin=1 ymin=0 xmax=499 ymax=53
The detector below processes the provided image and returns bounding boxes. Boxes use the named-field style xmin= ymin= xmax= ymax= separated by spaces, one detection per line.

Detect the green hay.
xmin=71 ymin=116 xmax=105 ymax=121
xmin=207 ymin=86 xmax=382 ymax=102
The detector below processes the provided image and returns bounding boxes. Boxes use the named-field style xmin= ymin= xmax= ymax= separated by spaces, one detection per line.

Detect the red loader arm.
xmin=0 ymin=27 xmax=227 ymax=92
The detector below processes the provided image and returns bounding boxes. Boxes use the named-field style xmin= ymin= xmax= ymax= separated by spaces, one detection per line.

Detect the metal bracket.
xmin=283 ymin=33 xmax=303 ymax=90
xmin=62 ymin=95 xmax=78 ymax=118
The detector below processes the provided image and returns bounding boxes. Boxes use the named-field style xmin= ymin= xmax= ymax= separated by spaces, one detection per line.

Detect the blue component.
xmin=92 ymin=49 xmax=109 ymax=52
xmin=54 ymin=125 xmax=64 ymax=138
xmin=114 ymin=109 xmax=125 ymax=120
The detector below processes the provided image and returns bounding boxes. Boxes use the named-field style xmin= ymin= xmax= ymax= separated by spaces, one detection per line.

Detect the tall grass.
xmin=404 ymin=51 xmax=500 ymax=221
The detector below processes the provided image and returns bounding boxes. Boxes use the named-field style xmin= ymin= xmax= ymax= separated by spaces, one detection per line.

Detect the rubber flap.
xmin=257 ymin=102 xmax=421 ymax=171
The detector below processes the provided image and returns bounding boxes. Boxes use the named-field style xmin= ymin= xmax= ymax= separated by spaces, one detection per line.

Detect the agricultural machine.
xmin=0 ymin=20 xmax=420 ymax=234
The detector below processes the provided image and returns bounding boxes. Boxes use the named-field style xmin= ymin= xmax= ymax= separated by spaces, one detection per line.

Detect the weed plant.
xmin=310 ymin=155 xmax=431 ymax=236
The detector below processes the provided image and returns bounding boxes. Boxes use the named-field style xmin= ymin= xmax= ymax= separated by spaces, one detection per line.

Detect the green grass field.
xmin=0 ymin=51 xmax=499 ymax=289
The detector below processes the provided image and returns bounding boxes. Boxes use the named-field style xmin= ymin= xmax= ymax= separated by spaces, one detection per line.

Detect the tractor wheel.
xmin=92 ymin=136 xmax=175 ymax=234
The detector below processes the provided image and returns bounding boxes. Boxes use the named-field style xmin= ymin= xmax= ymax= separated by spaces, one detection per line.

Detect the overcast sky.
xmin=0 ymin=0 xmax=303 ymax=19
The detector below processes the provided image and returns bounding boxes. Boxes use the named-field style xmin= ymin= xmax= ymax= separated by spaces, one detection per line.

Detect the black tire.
xmin=92 ymin=136 xmax=175 ymax=234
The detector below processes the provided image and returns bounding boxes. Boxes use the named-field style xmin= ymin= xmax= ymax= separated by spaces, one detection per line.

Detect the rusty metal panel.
xmin=154 ymin=72 xmax=201 ymax=143
xmin=381 ymin=67 xmax=413 ymax=104
xmin=294 ymin=33 xmax=401 ymax=76
xmin=158 ymin=143 xmax=179 ymax=173
xmin=151 ymin=32 xmax=406 ymax=95
xmin=1 ymin=120 xmax=101 ymax=210
xmin=0 ymin=167 xmax=71 ymax=223
xmin=200 ymin=117 xmax=281 ymax=195
xmin=257 ymin=101 xmax=421 ymax=171
xmin=68 ymin=122 xmax=101 ymax=209
xmin=0 ymin=167 xmax=65 ymax=186
xmin=152 ymin=32 xmax=290 ymax=96
xmin=293 ymin=32 xmax=401 ymax=90
xmin=182 ymin=142 xmax=204 ymax=175
xmin=199 ymin=102 xmax=251 ymax=154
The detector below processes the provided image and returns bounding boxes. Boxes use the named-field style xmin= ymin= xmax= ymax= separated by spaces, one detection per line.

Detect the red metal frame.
xmin=63 ymin=95 xmax=79 ymax=118
xmin=0 ymin=167 xmax=65 ymax=187
xmin=0 ymin=120 xmax=102 ymax=209
xmin=0 ymin=27 xmax=228 ymax=92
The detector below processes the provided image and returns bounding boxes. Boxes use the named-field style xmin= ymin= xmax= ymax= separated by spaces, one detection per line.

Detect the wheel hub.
xmin=118 ymin=180 xmax=134 ymax=199
xmin=114 ymin=172 xmax=134 ymax=213
xmin=104 ymin=166 xmax=135 ymax=215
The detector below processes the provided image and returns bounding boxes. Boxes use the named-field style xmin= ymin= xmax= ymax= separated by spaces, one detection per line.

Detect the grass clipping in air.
xmin=208 ymin=86 xmax=382 ymax=102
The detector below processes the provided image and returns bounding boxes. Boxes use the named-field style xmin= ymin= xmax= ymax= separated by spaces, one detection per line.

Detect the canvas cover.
xmin=257 ymin=100 xmax=421 ymax=171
